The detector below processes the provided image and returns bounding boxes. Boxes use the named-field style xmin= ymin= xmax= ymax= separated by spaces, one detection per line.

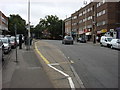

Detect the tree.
xmin=34 ymin=15 xmax=64 ymax=39
xmin=8 ymin=14 xmax=26 ymax=35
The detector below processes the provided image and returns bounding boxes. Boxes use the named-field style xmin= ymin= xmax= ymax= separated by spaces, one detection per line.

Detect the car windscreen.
xmin=10 ymin=38 xmax=15 ymax=42
xmin=65 ymin=36 xmax=73 ymax=40
xmin=1 ymin=39 xmax=8 ymax=43
xmin=107 ymin=38 xmax=112 ymax=42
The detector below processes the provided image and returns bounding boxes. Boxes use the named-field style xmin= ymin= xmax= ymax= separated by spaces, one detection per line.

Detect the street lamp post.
xmin=28 ymin=0 xmax=31 ymax=50
xmin=62 ymin=20 xmax=64 ymax=39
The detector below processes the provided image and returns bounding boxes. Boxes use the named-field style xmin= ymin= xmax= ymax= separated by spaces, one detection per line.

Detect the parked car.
xmin=10 ymin=37 xmax=16 ymax=48
xmin=0 ymin=39 xmax=4 ymax=61
xmin=100 ymin=36 xmax=113 ymax=47
xmin=0 ymin=35 xmax=4 ymax=38
xmin=62 ymin=36 xmax=74 ymax=45
xmin=109 ymin=39 xmax=120 ymax=49
xmin=1 ymin=37 xmax=11 ymax=54
xmin=78 ymin=37 xmax=86 ymax=43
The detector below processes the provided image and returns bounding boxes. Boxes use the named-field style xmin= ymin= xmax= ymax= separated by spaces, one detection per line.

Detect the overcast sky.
xmin=1 ymin=0 xmax=118 ymax=26
xmin=0 ymin=0 xmax=92 ymax=26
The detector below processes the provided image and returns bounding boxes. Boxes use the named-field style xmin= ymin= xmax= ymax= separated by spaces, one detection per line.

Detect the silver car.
xmin=62 ymin=36 xmax=74 ymax=45
xmin=1 ymin=37 xmax=11 ymax=54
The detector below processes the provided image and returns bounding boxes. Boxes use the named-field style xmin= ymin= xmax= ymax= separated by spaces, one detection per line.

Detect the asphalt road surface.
xmin=43 ymin=40 xmax=118 ymax=88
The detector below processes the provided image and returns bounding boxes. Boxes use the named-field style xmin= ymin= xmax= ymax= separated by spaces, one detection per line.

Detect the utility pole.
xmin=14 ymin=24 xmax=18 ymax=63
xmin=27 ymin=0 xmax=31 ymax=50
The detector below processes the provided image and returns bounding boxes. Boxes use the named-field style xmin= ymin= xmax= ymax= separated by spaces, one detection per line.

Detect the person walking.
xmin=19 ymin=34 xmax=22 ymax=49
xmin=24 ymin=35 xmax=28 ymax=50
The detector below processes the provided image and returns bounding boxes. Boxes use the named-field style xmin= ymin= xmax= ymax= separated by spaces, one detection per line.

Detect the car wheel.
xmin=71 ymin=42 xmax=73 ymax=45
xmin=111 ymin=45 xmax=113 ymax=49
xmin=107 ymin=44 xmax=110 ymax=48
xmin=101 ymin=43 xmax=103 ymax=46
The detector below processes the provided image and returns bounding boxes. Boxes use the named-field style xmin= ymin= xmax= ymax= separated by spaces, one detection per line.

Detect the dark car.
xmin=78 ymin=37 xmax=86 ymax=43
xmin=62 ymin=36 xmax=74 ymax=45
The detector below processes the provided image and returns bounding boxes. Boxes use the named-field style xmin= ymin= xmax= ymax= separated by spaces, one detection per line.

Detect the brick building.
xmin=0 ymin=11 xmax=8 ymax=35
xmin=65 ymin=1 xmax=120 ymax=42
xmin=64 ymin=17 xmax=72 ymax=35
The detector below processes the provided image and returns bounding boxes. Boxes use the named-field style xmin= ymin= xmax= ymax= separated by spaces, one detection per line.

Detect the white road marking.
xmin=48 ymin=64 xmax=75 ymax=89
xmin=35 ymin=42 xmax=75 ymax=89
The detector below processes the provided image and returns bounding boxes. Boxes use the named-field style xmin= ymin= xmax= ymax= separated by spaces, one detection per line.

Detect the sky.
xmin=0 ymin=0 xmax=119 ymax=26
xmin=0 ymin=0 xmax=91 ymax=26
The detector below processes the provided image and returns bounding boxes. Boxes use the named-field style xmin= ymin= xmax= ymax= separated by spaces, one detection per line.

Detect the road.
xmin=42 ymin=40 xmax=118 ymax=88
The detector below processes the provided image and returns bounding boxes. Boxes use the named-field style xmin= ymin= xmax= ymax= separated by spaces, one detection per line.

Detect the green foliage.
xmin=8 ymin=14 xmax=26 ymax=35
xmin=34 ymin=15 xmax=64 ymax=39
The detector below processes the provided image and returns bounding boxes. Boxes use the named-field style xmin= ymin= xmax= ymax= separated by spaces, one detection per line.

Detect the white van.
xmin=109 ymin=39 xmax=120 ymax=49
xmin=100 ymin=36 xmax=113 ymax=47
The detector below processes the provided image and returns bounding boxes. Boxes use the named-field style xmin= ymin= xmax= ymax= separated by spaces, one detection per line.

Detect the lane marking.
xmin=48 ymin=64 xmax=75 ymax=90
xmin=35 ymin=42 xmax=75 ymax=89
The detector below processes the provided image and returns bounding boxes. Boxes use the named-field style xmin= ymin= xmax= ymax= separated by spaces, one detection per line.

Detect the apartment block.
xmin=64 ymin=17 xmax=72 ymax=35
xmin=65 ymin=1 xmax=120 ymax=42
xmin=0 ymin=11 xmax=8 ymax=35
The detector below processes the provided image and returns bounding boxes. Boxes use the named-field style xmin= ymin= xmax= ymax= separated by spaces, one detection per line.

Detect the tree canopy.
xmin=34 ymin=15 xmax=64 ymax=39
xmin=8 ymin=14 xmax=26 ymax=35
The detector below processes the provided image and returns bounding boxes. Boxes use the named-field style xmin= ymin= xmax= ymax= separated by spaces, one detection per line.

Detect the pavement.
xmin=2 ymin=44 xmax=53 ymax=89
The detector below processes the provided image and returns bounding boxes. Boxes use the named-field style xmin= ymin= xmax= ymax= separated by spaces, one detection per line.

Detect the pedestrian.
xmin=93 ymin=34 xmax=96 ymax=44
xmin=19 ymin=34 xmax=22 ymax=49
xmin=24 ymin=35 xmax=28 ymax=50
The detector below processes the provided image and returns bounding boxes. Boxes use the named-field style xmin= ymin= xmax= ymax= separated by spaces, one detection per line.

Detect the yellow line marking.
xmin=35 ymin=42 xmax=74 ymax=65
xmin=35 ymin=42 xmax=50 ymax=64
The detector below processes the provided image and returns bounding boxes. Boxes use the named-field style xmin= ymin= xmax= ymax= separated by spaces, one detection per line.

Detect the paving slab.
xmin=2 ymin=45 xmax=53 ymax=88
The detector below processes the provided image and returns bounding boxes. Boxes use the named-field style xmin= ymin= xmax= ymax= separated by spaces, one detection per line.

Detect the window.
xmin=79 ymin=13 xmax=82 ymax=16
xmin=97 ymin=1 xmax=105 ymax=7
xmin=97 ymin=21 xmax=106 ymax=26
xmin=79 ymin=20 xmax=82 ymax=23
xmin=97 ymin=10 xmax=106 ymax=17
xmin=90 ymin=7 xmax=92 ymax=11
xmin=87 ymin=16 xmax=92 ymax=20
xmin=87 ymin=8 xmax=90 ymax=12
xmin=83 ymin=18 xmax=87 ymax=22
xmin=103 ymin=21 xmax=106 ymax=25
xmin=83 ymin=11 xmax=85 ymax=14
xmin=102 ymin=10 xmax=106 ymax=14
